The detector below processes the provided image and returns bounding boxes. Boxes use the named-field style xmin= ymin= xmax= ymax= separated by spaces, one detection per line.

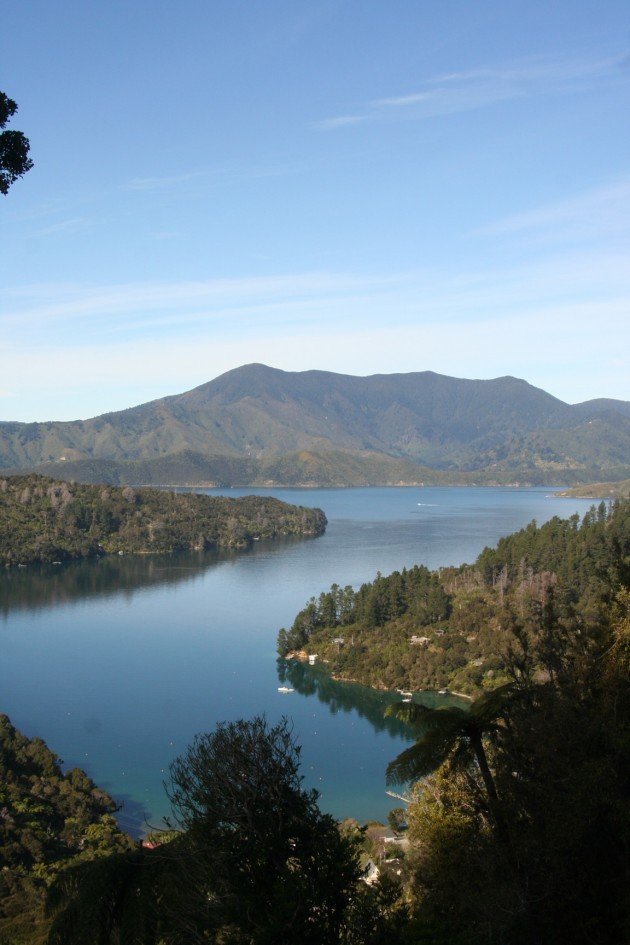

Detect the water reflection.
xmin=0 ymin=535 xmax=311 ymax=617
xmin=277 ymin=659 xmax=470 ymax=740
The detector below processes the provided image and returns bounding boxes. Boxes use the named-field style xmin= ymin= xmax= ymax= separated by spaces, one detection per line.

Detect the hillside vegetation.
xmin=556 ymin=478 xmax=630 ymax=499
xmin=25 ymin=450 xmax=627 ymax=489
xmin=0 ymin=474 xmax=326 ymax=567
xmin=279 ymin=500 xmax=630 ymax=696
xmin=2 ymin=364 xmax=629 ymax=485
xmin=273 ymin=503 xmax=630 ymax=942
xmin=26 ymin=449 xmax=439 ymax=488
xmin=0 ymin=715 xmax=133 ymax=945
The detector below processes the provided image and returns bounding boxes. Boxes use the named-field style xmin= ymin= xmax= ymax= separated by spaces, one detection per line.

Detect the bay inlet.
xmin=0 ymin=486 xmax=595 ymax=835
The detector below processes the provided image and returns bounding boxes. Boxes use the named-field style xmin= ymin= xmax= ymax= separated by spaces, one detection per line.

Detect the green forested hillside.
xmin=0 ymin=474 xmax=326 ymax=566
xmin=278 ymin=500 xmax=630 ymax=696
xmin=274 ymin=503 xmax=630 ymax=943
xmin=1 ymin=364 xmax=629 ymax=484
xmin=25 ymin=449 xmax=438 ymax=488
xmin=392 ymin=586 xmax=630 ymax=944
xmin=24 ymin=450 xmax=629 ymax=489
xmin=0 ymin=715 xmax=133 ymax=945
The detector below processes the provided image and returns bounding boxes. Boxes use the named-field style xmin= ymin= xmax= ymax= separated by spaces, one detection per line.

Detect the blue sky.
xmin=2 ymin=0 xmax=629 ymax=421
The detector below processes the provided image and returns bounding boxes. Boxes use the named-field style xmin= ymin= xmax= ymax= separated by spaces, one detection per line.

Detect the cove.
xmin=0 ymin=486 xmax=595 ymax=835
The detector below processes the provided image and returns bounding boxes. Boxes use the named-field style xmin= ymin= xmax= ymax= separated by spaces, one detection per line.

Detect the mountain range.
xmin=2 ymin=364 xmax=629 ymax=486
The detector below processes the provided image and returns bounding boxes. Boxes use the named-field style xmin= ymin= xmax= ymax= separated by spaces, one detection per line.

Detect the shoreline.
xmin=146 ymin=481 xmax=586 ymax=491
xmin=285 ymin=653 xmax=475 ymax=702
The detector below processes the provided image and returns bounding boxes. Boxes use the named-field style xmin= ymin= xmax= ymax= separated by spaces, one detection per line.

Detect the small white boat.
xmin=402 ymin=697 xmax=412 ymax=703
xmin=277 ymin=686 xmax=294 ymax=694
xmin=438 ymin=689 xmax=449 ymax=695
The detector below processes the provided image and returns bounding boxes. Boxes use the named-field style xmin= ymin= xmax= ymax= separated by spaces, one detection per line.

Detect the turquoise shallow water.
xmin=0 ymin=487 xmax=595 ymax=835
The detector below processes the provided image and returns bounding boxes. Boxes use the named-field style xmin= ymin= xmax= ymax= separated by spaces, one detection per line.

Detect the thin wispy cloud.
xmin=7 ymin=199 xmax=76 ymax=224
xmin=314 ymin=52 xmax=628 ymax=130
xmin=3 ymin=250 xmax=628 ymax=346
xmin=125 ymin=160 xmax=311 ymax=193
xmin=125 ymin=171 xmax=204 ymax=191
xmin=314 ymin=115 xmax=366 ymax=131
xmin=375 ymin=90 xmax=443 ymax=108
xmin=1 ymin=272 xmax=400 ymax=328
xmin=472 ymin=177 xmax=630 ymax=258
xmin=2 ymin=240 xmax=628 ymax=420
xmin=433 ymin=55 xmax=621 ymax=85
xmin=476 ymin=177 xmax=630 ymax=239
xmin=37 ymin=217 xmax=90 ymax=237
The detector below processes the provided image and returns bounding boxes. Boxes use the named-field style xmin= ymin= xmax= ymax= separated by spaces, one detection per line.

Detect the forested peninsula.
xmin=556 ymin=478 xmax=630 ymax=499
xmin=278 ymin=500 xmax=630 ymax=697
xmin=0 ymin=474 xmax=326 ymax=567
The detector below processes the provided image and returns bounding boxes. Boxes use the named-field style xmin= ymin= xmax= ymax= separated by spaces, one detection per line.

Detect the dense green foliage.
xmin=392 ymin=587 xmax=630 ymax=944
xmin=1 ymin=364 xmax=629 ymax=483
xmin=0 ymin=474 xmax=326 ymax=566
xmin=281 ymin=501 xmax=630 ymax=943
xmin=0 ymin=716 xmax=133 ymax=945
xmin=278 ymin=566 xmax=450 ymax=658
xmin=46 ymin=717 xmax=362 ymax=945
xmin=280 ymin=501 xmax=630 ymax=696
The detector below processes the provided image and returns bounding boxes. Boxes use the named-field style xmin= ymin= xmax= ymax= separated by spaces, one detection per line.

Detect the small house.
xmin=362 ymin=860 xmax=380 ymax=886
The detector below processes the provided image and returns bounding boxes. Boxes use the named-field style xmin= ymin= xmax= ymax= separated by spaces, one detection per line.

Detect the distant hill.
xmin=23 ymin=449 xmax=435 ymax=488
xmin=1 ymin=365 xmax=629 ymax=485
xmin=25 ymin=449 xmax=482 ymax=488
xmin=22 ymin=451 xmax=629 ymax=489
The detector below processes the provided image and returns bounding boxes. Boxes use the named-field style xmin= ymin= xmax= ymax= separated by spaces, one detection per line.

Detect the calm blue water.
xmin=0 ymin=487 xmax=594 ymax=835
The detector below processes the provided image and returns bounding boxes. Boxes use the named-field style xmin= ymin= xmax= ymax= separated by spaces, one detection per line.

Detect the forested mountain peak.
xmin=1 ymin=365 xmax=628 ymax=482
